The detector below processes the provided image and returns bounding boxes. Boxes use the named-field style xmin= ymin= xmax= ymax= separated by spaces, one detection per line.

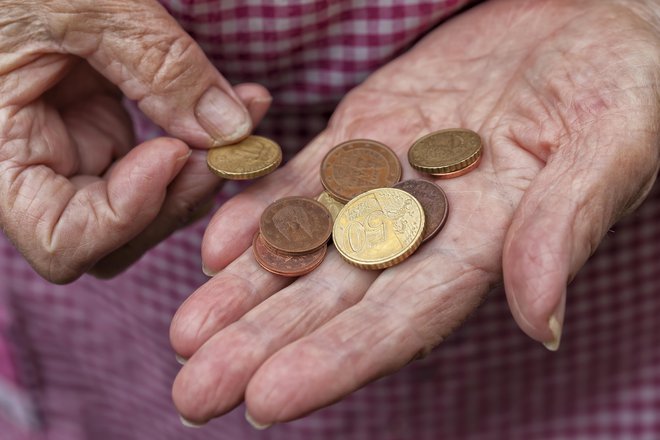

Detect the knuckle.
xmin=40 ymin=1 xmax=104 ymax=52
xmin=146 ymin=34 xmax=202 ymax=95
xmin=0 ymin=3 xmax=51 ymax=49
xmin=32 ymin=252 xmax=83 ymax=285
xmin=36 ymin=234 xmax=86 ymax=285
xmin=46 ymin=268 xmax=82 ymax=285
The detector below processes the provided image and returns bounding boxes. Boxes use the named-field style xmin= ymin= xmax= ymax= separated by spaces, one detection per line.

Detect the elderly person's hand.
xmin=170 ymin=0 xmax=660 ymax=427
xmin=0 ymin=0 xmax=270 ymax=283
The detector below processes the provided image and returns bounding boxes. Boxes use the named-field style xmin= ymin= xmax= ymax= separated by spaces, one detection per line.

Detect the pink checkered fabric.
xmin=1 ymin=1 xmax=660 ymax=439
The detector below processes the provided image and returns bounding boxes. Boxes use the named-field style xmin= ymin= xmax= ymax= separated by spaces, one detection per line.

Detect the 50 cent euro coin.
xmin=333 ymin=188 xmax=425 ymax=270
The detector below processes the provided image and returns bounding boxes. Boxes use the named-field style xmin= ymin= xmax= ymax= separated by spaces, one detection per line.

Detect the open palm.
xmin=171 ymin=0 xmax=660 ymax=426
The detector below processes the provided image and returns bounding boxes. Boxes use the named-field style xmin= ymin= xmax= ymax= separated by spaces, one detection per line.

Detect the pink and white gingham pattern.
xmin=1 ymin=1 xmax=660 ymax=439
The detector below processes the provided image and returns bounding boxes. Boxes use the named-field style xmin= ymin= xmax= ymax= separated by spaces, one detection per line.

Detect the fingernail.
xmin=542 ymin=314 xmax=562 ymax=351
xmin=175 ymin=354 xmax=188 ymax=365
xmin=202 ymin=263 xmax=217 ymax=277
xmin=248 ymin=96 xmax=273 ymax=111
xmin=251 ymin=96 xmax=273 ymax=105
xmin=542 ymin=288 xmax=566 ymax=351
xmin=196 ymin=86 xmax=251 ymax=144
xmin=245 ymin=411 xmax=271 ymax=430
xmin=179 ymin=414 xmax=206 ymax=428
xmin=176 ymin=150 xmax=193 ymax=163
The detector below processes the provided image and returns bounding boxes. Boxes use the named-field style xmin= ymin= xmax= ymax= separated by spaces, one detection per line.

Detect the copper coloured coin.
xmin=320 ymin=139 xmax=402 ymax=203
xmin=253 ymin=233 xmax=327 ymax=277
xmin=394 ymin=180 xmax=448 ymax=243
xmin=260 ymin=196 xmax=333 ymax=254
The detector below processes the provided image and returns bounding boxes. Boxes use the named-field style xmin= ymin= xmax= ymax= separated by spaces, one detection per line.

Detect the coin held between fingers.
xmin=207 ymin=135 xmax=282 ymax=180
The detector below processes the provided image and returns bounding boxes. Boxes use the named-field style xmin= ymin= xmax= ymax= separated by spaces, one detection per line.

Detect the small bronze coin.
xmin=260 ymin=196 xmax=333 ymax=254
xmin=408 ymin=128 xmax=482 ymax=177
xmin=207 ymin=135 xmax=282 ymax=180
xmin=320 ymin=139 xmax=402 ymax=203
xmin=253 ymin=233 xmax=327 ymax=277
xmin=394 ymin=180 xmax=448 ymax=243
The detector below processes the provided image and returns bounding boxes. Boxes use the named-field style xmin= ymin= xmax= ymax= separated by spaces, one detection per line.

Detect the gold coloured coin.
xmin=333 ymin=188 xmax=425 ymax=270
xmin=316 ymin=191 xmax=345 ymax=222
xmin=207 ymin=135 xmax=282 ymax=180
xmin=408 ymin=129 xmax=482 ymax=176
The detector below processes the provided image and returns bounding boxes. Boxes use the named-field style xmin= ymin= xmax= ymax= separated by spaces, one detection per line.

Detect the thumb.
xmin=503 ymin=126 xmax=659 ymax=350
xmin=45 ymin=0 xmax=269 ymax=148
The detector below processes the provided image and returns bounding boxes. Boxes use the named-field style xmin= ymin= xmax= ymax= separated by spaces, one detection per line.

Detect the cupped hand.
xmin=0 ymin=0 xmax=271 ymax=283
xmin=171 ymin=0 xmax=660 ymax=426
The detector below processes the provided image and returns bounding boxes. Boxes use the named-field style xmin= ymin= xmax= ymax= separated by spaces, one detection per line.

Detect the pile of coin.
xmin=206 ymin=128 xmax=482 ymax=276
xmin=322 ymin=137 xmax=455 ymax=271
xmin=253 ymin=196 xmax=333 ymax=276
xmin=317 ymin=129 xmax=478 ymax=271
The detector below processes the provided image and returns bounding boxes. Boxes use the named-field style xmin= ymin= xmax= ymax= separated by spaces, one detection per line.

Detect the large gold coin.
xmin=408 ymin=128 xmax=482 ymax=176
xmin=333 ymin=188 xmax=425 ymax=270
xmin=207 ymin=135 xmax=282 ymax=180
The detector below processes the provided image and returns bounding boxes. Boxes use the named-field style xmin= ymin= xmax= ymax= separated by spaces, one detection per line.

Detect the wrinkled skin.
xmin=170 ymin=0 xmax=660 ymax=427
xmin=0 ymin=0 xmax=270 ymax=283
